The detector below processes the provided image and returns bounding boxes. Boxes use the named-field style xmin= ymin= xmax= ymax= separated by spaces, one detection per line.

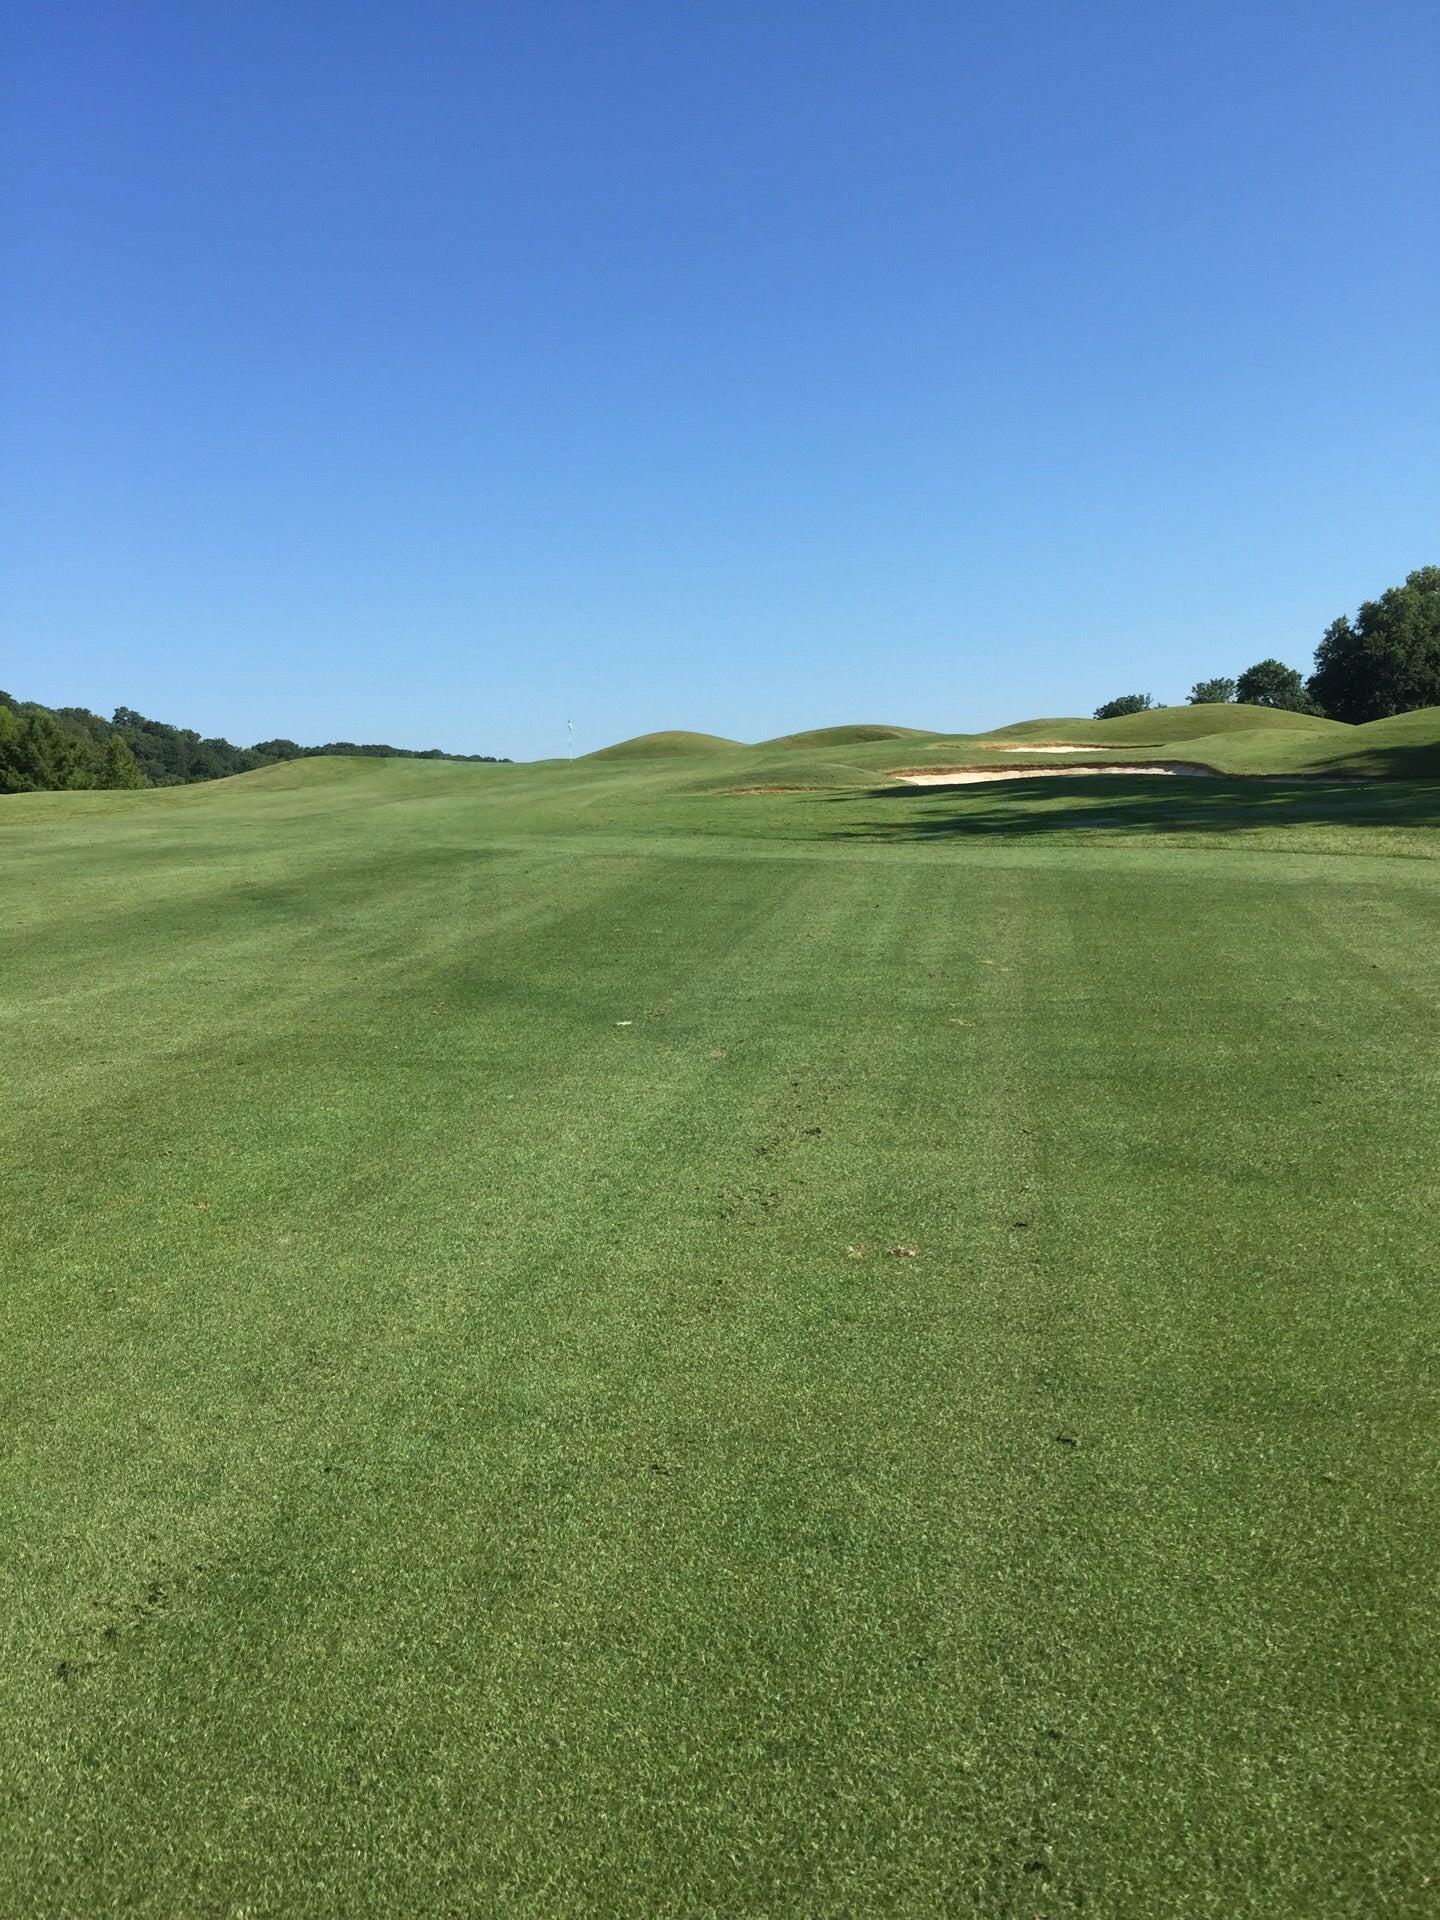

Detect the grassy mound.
xmin=984 ymin=704 xmax=1344 ymax=745
xmin=213 ymin=753 xmax=415 ymax=790
xmin=1323 ymin=705 xmax=1440 ymax=775
xmin=583 ymin=730 xmax=743 ymax=760
xmin=689 ymin=753 xmax=877 ymax=793
xmin=1188 ymin=705 xmax=1440 ymax=778
xmin=758 ymin=723 xmax=930 ymax=749
xmin=975 ymin=715 xmax=1099 ymax=741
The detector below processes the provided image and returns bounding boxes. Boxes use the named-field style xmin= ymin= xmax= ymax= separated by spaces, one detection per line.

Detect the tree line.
xmin=0 ymin=692 xmax=508 ymax=795
xmin=1094 ymin=566 xmax=1439 ymax=722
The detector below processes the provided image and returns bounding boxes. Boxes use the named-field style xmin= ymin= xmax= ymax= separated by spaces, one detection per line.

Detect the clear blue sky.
xmin=4 ymin=1 xmax=1437 ymax=759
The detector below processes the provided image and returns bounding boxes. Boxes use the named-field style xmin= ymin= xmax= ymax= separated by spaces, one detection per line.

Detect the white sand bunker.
xmin=894 ymin=762 xmax=1219 ymax=786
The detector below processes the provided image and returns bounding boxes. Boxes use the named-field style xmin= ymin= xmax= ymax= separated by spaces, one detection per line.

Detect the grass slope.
xmin=582 ymin=729 xmax=742 ymax=759
xmin=982 ymin=702 xmax=1344 ymax=744
xmin=955 ymin=708 xmax=1440 ymax=782
xmin=758 ymin=723 xmax=931 ymax=748
xmin=3 ymin=749 xmax=1439 ymax=1915
xmin=1188 ymin=706 xmax=1440 ymax=779
xmin=685 ymin=750 xmax=884 ymax=794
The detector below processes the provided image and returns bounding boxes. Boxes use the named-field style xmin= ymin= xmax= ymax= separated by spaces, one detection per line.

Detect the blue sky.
xmin=4 ymin=1 xmax=1437 ymax=759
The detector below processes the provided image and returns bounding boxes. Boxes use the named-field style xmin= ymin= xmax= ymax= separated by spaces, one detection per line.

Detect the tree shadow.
xmin=825 ymin=762 xmax=1440 ymax=848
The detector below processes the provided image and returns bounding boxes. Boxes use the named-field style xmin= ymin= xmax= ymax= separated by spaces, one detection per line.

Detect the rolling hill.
xmin=581 ymin=729 xmax=744 ymax=759
xmin=980 ymin=702 xmax=1345 ymax=745
xmin=757 ymin=723 xmax=931 ymax=749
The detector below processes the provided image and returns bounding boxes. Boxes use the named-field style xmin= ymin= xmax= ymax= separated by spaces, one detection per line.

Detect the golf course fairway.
xmin=3 ymin=735 xmax=1438 ymax=1915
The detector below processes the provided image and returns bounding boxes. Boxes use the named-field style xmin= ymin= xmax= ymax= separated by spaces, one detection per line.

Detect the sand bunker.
xmin=893 ymin=762 xmax=1219 ymax=786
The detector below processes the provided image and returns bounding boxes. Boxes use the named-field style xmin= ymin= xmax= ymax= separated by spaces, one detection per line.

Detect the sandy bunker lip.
xmin=892 ymin=762 xmax=1219 ymax=785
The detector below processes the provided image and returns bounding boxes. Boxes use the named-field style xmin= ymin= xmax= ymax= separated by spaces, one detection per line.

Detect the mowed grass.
xmin=3 ymin=747 xmax=1440 ymax=1915
xmin=979 ymin=703 xmax=1347 ymax=745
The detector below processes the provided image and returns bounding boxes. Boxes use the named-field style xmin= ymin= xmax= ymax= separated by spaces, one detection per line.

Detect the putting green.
xmin=3 ymin=736 xmax=1438 ymax=1915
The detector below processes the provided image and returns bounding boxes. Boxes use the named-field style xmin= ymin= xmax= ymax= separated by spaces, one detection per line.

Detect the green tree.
xmin=5 ymin=710 xmax=94 ymax=790
xmin=1093 ymin=694 xmax=1153 ymax=719
xmin=1306 ymin=567 xmax=1440 ymax=723
xmin=1188 ymin=677 xmax=1236 ymax=704
xmin=101 ymin=732 xmax=146 ymax=789
xmin=0 ymin=703 xmax=32 ymax=792
xmin=1235 ymin=659 xmax=1311 ymax=711
xmin=0 ymin=688 xmax=508 ymax=795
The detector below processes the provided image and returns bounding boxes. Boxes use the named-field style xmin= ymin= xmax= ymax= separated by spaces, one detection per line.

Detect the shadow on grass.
xmin=1311 ymin=742 xmax=1440 ymax=780
xmin=827 ymin=769 xmax=1440 ymax=848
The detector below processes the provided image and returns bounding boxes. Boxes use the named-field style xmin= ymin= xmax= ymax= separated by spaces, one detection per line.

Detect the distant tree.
xmin=0 ymin=704 xmax=30 ymax=792
xmin=1235 ymin=659 xmax=1312 ymax=711
xmin=1188 ymin=677 xmax=1236 ymax=704
xmin=13 ymin=710 xmax=94 ymax=789
xmin=54 ymin=705 xmax=111 ymax=748
xmin=1306 ymin=566 xmax=1440 ymax=723
xmin=1093 ymin=694 xmax=1153 ymax=719
xmin=192 ymin=737 xmax=245 ymax=780
xmin=0 ymin=710 xmax=90 ymax=791
xmin=101 ymin=733 xmax=146 ymax=789
xmin=111 ymin=707 xmax=203 ymax=783
xmin=1 ymin=688 xmax=507 ymax=796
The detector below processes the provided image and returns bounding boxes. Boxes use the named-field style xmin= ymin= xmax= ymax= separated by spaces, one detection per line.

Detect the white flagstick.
xmin=567 ymin=719 xmax=574 ymax=758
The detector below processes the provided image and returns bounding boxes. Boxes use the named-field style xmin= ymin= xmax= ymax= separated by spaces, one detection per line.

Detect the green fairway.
xmin=4 ymin=733 xmax=1439 ymax=1915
